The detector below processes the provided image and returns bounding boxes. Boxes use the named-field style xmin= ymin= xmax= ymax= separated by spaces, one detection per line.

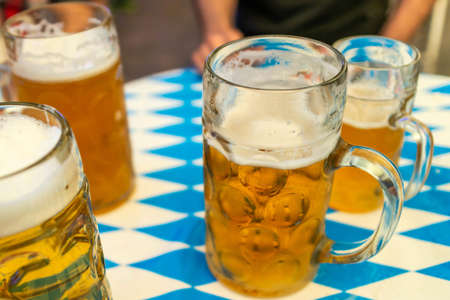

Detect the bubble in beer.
xmin=240 ymin=226 xmax=280 ymax=261
xmin=289 ymin=218 xmax=323 ymax=251
xmin=238 ymin=166 xmax=287 ymax=197
xmin=264 ymin=192 xmax=309 ymax=227
xmin=207 ymin=209 xmax=240 ymax=249
xmin=293 ymin=162 xmax=325 ymax=180
xmin=217 ymin=182 xmax=255 ymax=223
xmin=261 ymin=251 xmax=302 ymax=289
xmin=207 ymin=145 xmax=232 ymax=180
xmin=219 ymin=251 xmax=252 ymax=282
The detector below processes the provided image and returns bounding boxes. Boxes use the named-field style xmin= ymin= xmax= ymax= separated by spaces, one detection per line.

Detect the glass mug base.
xmin=206 ymin=253 xmax=316 ymax=297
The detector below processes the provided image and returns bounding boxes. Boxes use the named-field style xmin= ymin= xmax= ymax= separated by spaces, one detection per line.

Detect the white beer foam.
xmin=208 ymin=91 xmax=339 ymax=170
xmin=343 ymin=83 xmax=399 ymax=129
xmin=207 ymin=48 xmax=341 ymax=169
xmin=11 ymin=25 xmax=119 ymax=82
xmin=0 ymin=114 xmax=82 ymax=237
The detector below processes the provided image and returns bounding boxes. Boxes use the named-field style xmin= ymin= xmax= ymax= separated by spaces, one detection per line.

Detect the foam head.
xmin=343 ymin=82 xmax=400 ymax=129
xmin=0 ymin=112 xmax=83 ymax=237
xmin=10 ymin=25 xmax=119 ymax=82
xmin=4 ymin=3 xmax=120 ymax=82
xmin=207 ymin=88 xmax=340 ymax=170
xmin=204 ymin=37 xmax=346 ymax=170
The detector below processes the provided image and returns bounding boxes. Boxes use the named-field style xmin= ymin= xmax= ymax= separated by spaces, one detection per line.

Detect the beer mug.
xmin=330 ymin=36 xmax=433 ymax=212
xmin=2 ymin=2 xmax=134 ymax=213
xmin=202 ymin=36 xmax=404 ymax=297
xmin=0 ymin=102 xmax=111 ymax=299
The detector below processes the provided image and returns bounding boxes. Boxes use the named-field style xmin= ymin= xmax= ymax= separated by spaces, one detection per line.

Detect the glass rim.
xmin=205 ymin=34 xmax=347 ymax=92
xmin=2 ymin=1 xmax=111 ymax=40
xmin=0 ymin=102 xmax=70 ymax=180
xmin=333 ymin=35 xmax=421 ymax=71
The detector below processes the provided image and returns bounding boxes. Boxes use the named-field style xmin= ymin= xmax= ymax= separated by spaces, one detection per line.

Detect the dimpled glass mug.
xmin=330 ymin=36 xmax=433 ymax=213
xmin=202 ymin=36 xmax=404 ymax=297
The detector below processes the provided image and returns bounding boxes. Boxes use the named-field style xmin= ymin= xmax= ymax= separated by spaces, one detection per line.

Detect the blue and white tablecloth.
xmin=96 ymin=69 xmax=450 ymax=300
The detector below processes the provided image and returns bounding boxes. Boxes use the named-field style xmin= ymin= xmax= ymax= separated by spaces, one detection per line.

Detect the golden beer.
xmin=204 ymin=141 xmax=333 ymax=297
xmin=0 ymin=103 xmax=111 ymax=299
xmin=11 ymin=58 xmax=134 ymax=213
xmin=329 ymin=88 xmax=410 ymax=212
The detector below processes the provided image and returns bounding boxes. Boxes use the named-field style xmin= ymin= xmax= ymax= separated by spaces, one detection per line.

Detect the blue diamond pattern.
xmin=317 ymin=292 xmax=372 ymax=300
xmin=149 ymin=288 xmax=227 ymax=300
xmin=404 ymin=189 xmax=450 ymax=216
xmin=145 ymin=164 xmax=203 ymax=186
xmin=154 ymin=69 xmax=202 ymax=85
xmin=401 ymin=142 xmax=450 ymax=160
xmin=401 ymin=220 xmax=450 ymax=246
xmin=140 ymin=189 xmax=204 ymax=213
xmin=153 ymin=121 xmax=202 ymax=138
xmin=98 ymin=223 xmax=120 ymax=234
xmin=417 ymin=261 xmax=450 ymax=281
xmin=314 ymin=262 xmax=407 ymax=290
xmin=104 ymin=259 xmax=119 ymax=269
xmin=430 ymin=84 xmax=450 ymax=94
xmin=400 ymin=165 xmax=450 ymax=186
xmin=325 ymin=220 xmax=373 ymax=243
xmin=155 ymin=104 xmax=202 ymax=119
xmin=149 ymin=141 xmax=202 ymax=161
xmin=138 ymin=216 xmax=205 ymax=246
xmin=131 ymin=248 xmax=216 ymax=286
xmin=159 ymin=87 xmax=202 ymax=102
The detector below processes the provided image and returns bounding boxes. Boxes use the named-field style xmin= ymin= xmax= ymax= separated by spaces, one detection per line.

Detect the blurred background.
xmin=114 ymin=0 xmax=450 ymax=82
xmin=0 ymin=0 xmax=448 ymax=81
xmin=112 ymin=0 xmax=200 ymax=81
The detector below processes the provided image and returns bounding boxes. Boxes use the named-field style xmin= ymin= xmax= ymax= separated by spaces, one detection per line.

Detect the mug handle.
xmin=321 ymin=140 xmax=404 ymax=264
xmin=393 ymin=114 xmax=434 ymax=199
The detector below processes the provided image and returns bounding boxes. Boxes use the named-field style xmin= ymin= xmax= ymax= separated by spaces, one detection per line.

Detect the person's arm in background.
xmin=191 ymin=0 xmax=243 ymax=72
xmin=380 ymin=0 xmax=436 ymax=42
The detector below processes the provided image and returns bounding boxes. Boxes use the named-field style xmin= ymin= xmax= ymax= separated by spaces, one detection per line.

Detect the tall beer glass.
xmin=2 ymin=2 xmax=134 ymax=213
xmin=0 ymin=102 xmax=110 ymax=299
xmin=203 ymin=36 xmax=404 ymax=297
xmin=331 ymin=36 xmax=433 ymax=212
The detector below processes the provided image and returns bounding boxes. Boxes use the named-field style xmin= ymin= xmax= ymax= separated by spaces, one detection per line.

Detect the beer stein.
xmin=331 ymin=36 xmax=433 ymax=212
xmin=0 ymin=102 xmax=111 ymax=299
xmin=202 ymin=35 xmax=404 ymax=297
xmin=2 ymin=2 xmax=134 ymax=213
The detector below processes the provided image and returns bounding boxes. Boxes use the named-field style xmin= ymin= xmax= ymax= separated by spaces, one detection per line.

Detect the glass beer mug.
xmin=0 ymin=102 xmax=111 ymax=299
xmin=330 ymin=36 xmax=433 ymax=212
xmin=2 ymin=2 xmax=134 ymax=213
xmin=202 ymin=36 xmax=404 ymax=297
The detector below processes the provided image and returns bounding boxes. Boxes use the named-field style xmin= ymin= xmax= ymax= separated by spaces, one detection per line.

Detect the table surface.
xmin=96 ymin=69 xmax=450 ymax=300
